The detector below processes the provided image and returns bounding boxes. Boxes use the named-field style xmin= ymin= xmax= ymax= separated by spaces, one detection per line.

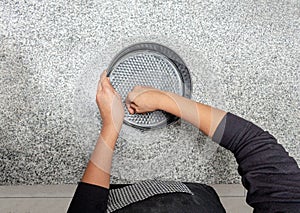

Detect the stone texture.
xmin=0 ymin=0 xmax=299 ymax=185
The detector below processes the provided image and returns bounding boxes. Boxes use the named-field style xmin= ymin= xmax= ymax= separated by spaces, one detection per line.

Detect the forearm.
xmin=159 ymin=91 xmax=226 ymax=137
xmin=81 ymin=124 xmax=119 ymax=189
xmin=68 ymin=71 xmax=124 ymax=213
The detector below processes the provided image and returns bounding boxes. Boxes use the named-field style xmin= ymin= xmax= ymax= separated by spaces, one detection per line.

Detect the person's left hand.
xmin=96 ymin=70 xmax=124 ymax=132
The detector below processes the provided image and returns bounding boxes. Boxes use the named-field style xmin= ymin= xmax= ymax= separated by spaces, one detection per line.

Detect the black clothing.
xmin=217 ymin=113 xmax=300 ymax=212
xmin=68 ymin=182 xmax=109 ymax=213
xmin=68 ymin=112 xmax=300 ymax=212
xmin=69 ymin=182 xmax=225 ymax=213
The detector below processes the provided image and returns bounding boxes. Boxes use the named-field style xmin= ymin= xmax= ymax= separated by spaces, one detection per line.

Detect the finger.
xmin=127 ymin=91 xmax=136 ymax=103
xmin=98 ymin=70 xmax=107 ymax=92
xmin=130 ymin=103 xmax=138 ymax=109
xmin=100 ymin=70 xmax=107 ymax=82
xmin=128 ymin=107 xmax=135 ymax=114
xmin=131 ymin=103 xmax=142 ymax=114
xmin=101 ymin=77 xmax=114 ymax=90
xmin=102 ymin=79 xmax=122 ymax=100
xmin=125 ymin=96 xmax=132 ymax=114
xmin=97 ymin=79 xmax=102 ymax=92
xmin=125 ymin=94 xmax=136 ymax=114
xmin=129 ymin=103 xmax=137 ymax=114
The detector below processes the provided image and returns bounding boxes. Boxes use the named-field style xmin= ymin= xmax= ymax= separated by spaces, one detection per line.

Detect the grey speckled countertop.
xmin=0 ymin=0 xmax=299 ymax=185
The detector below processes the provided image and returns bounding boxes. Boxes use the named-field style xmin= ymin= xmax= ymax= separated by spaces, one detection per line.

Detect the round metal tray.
xmin=107 ymin=42 xmax=192 ymax=130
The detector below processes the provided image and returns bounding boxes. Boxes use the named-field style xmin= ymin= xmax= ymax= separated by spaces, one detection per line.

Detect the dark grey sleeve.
xmin=213 ymin=113 xmax=300 ymax=212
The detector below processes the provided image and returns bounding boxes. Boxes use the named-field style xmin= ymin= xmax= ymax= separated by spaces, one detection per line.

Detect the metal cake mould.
xmin=107 ymin=42 xmax=192 ymax=130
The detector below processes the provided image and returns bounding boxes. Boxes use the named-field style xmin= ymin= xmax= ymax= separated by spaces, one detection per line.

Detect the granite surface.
xmin=0 ymin=0 xmax=299 ymax=185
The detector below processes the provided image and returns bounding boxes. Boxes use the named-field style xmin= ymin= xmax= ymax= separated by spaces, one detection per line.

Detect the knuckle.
xmin=96 ymin=97 xmax=101 ymax=105
xmin=102 ymin=81 xmax=108 ymax=87
xmin=128 ymin=93 xmax=134 ymax=101
xmin=133 ymin=85 xmax=141 ymax=90
xmin=103 ymin=86 xmax=110 ymax=92
xmin=127 ymin=91 xmax=133 ymax=97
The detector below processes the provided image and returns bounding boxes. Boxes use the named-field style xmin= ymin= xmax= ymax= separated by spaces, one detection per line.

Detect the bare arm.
xmin=126 ymin=86 xmax=226 ymax=137
xmin=81 ymin=124 xmax=119 ymax=188
xmin=82 ymin=71 xmax=124 ymax=188
xmin=68 ymin=71 xmax=124 ymax=213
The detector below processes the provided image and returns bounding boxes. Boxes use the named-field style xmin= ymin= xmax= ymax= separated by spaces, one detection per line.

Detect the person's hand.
xmin=125 ymin=86 xmax=166 ymax=114
xmin=96 ymin=70 xmax=124 ymax=132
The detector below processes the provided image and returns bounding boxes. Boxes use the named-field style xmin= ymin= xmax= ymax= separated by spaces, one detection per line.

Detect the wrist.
xmin=102 ymin=116 xmax=123 ymax=130
xmin=100 ymin=123 xmax=120 ymax=149
xmin=102 ymin=121 xmax=120 ymax=135
xmin=156 ymin=91 xmax=172 ymax=111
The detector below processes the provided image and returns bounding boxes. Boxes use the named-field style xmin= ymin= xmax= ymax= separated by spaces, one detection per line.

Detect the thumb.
xmin=125 ymin=96 xmax=136 ymax=115
xmin=101 ymin=77 xmax=114 ymax=89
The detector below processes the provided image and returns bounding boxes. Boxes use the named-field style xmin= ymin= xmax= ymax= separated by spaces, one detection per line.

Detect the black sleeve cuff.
xmin=212 ymin=112 xmax=263 ymax=152
xmin=212 ymin=113 xmax=227 ymax=144
xmin=68 ymin=182 xmax=109 ymax=213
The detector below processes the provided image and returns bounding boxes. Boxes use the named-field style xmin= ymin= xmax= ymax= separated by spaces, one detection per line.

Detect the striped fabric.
xmin=107 ymin=180 xmax=194 ymax=212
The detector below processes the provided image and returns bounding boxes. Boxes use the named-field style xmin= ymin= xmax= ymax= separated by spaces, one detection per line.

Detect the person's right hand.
xmin=125 ymin=86 xmax=165 ymax=114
